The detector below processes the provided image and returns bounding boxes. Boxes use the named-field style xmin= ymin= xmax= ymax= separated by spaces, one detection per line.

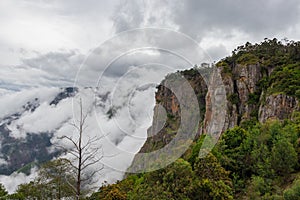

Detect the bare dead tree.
xmin=58 ymin=98 xmax=104 ymax=200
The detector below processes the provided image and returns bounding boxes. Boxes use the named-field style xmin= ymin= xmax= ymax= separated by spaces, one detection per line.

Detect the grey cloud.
xmin=9 ymin=26 xmax=212 ymax=88
xmin=0 ymin=50 xmax=85 ymax=90
xmin=112 ymin=0 xmax=300 ymax=43
xmin=206 ymin=44 xmax=228 ymax=62
xmin=111 ymin=0 xmax=177 ymax=33
xmin=22 ymin=50 xmax=84 ymax=81
xmin=108 ymin=0 xmax=300 ymax=61
xmin=21 ymin=0 xmax=117 ymax=16
xmin=112 ymin=1 xmax=145 ymax=33
xmin=4 ymin=0 xmax=299 ymax=89
xmin=74 ymin=28 xmax=211 ymax=86
xmin=173 ymin=0 xmax=300 ymax=38
xmin=0 ymin=65 xmax=73 ymax=90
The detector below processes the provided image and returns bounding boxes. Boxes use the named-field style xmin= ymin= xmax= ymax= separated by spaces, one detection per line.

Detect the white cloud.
xmin=0 ymin=168 xmax=38 ymax=193
xmin=0 ymin=87 xmax=59 ymax=119
xmin=8 ymin=101 xmax=72 ymax=138
xmin=0 ymin=0 xmax=117 ymax=66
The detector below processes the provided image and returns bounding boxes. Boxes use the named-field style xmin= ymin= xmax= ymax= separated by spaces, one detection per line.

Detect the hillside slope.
xmin=133 ymin=38 xmax=300 ymax=157
xmin=95 ymin=38 xmax=300 ymax=200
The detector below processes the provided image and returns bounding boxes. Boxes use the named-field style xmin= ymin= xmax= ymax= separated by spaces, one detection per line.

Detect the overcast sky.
xmin=1 ymin=0 xmax=300 ymax=89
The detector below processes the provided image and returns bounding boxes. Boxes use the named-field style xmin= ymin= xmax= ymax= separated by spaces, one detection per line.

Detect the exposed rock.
xmin=130 ymin=61 xmax=299 ymax=172
xmin=203 ymin=67 xmax=227 ymax=136
xmin=139 ymin=69 xmax=208 ymax=153
xmin=22 ymin=98 xmax=40 ymax=112
xmin=128 ymin=69 xmax=208 ymax=172
xmin=128 ymin=39 xmax=300 ymax=175
xmin=220 ymin=67 xmax=238 ymax=129
xmin=135 ymin=62 xmax=299 ymax=155
xmin=259 ymin=94 xmax=300 ymax=123
xmin=50 ymin=87 xmax=78 ymax=106
xmin=220 ymin=63 xmax=263 ymax=126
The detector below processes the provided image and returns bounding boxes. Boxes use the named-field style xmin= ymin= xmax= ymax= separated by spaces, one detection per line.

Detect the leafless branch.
xmin=56 ymin=98 xmax=106 ymax=199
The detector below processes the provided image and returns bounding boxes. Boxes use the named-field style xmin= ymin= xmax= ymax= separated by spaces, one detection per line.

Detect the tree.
xmin=0 ymin=183 xmax=8 ymax=198
xmin=193 ymin=153 xmax=233 ymax=200
xmin=14 ymin=181 xmax=43 ymax=200
xmin=93 ymin=181 xmax=127 ymax=200
xmin=127 ymin=159 xmax=196 ymax=200
xmin=216 ymin=126 xmax=252 ymax=187
xmin=9 ymin=159 xmax=75 ymax=200
xmin=247 ymin=176 xmax=272 ymax=199
xmin=283 ymin=179 xmax=300 ymax=200
xmin=36 ymin=158 xmax=75 ymax=199
xmin=271 ymin=138 xmax=298 ymax=176
xmin=59 ymin=99 xmax=104 ymax=199
xmin=250 ymin=144 xmax=274 ymax=178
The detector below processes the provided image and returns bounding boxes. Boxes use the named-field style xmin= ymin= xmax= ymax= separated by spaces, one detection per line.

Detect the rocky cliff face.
xmin=218 ymin=62 xmax=299 ymax=127
xmin=217 ymin=63 xmax=266 ymax=129
xmin=130 ymin=39 xmax=300 ymax=170
xmin=139 ymin=68 xmax=208 ymax=153
xmin=131 ymin=61 xmax=299 ymax=162
xmin=259 ymin=93 xmax=299 ymax=123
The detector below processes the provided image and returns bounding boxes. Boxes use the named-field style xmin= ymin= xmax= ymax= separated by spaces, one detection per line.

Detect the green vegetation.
xmin=92 ymin=155 xmax=233 ymax=200
xmin=2 ymin=159 xmax=76 ymax=199
xmin=268 ymin=63 xmax=300 ymax=99
xmin=236 ymin=53 xmax=259 ymax=65
xmin=217 ymin=38 xmax=300 ymax=100
xmin=283 ymin=179 xmax=300 ymax=199
xmin=228 ymin=93 xmax=239 ymax=105
xmin=88 ymin=116 xmax=300 ymax=200
xmin=247 ymin=92 xmax=260 ymax=105
xmin=0 ymin=184 xmax=8 ymax=198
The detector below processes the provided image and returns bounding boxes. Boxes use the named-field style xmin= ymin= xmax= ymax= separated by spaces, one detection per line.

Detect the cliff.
xmin=139 ymin=68 xmax=208 ymax=154
xmin=129 ymin=39 xmax=300 ymax=171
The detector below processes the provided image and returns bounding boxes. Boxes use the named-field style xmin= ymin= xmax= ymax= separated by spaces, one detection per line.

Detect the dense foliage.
xmin=1 ymin=115 xmax=299 ymax=200
xmin=89 ymin=115 xmax=300 ymax=200
xmin=1 ymin=159 xmax=77 ymax=199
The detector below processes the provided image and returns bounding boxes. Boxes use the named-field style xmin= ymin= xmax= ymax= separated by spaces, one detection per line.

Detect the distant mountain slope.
xmin=0 ymin=84 xmax=156 ymax=192
xmin=0 ymin=87 xmax=77 ymax=175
